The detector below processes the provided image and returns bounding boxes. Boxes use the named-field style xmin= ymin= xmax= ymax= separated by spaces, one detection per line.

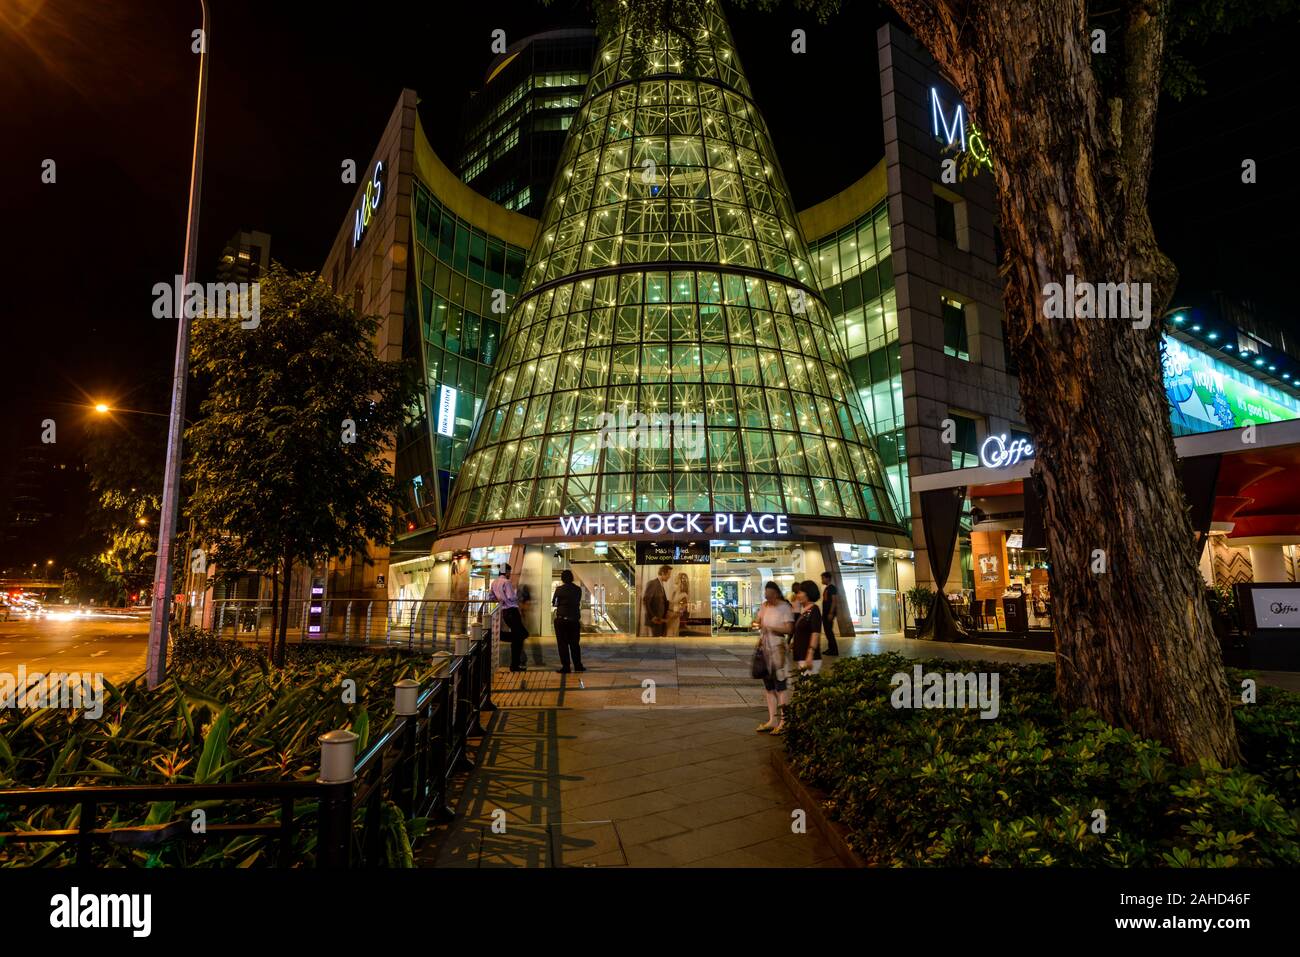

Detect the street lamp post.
xmin=147 ymin=0 xmax=210 ymax=689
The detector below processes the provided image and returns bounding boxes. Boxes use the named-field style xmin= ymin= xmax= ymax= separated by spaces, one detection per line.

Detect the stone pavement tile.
xmin=737 ymin=784 xmax=796 ymax=809
xmin=694 ymin=847 xmax=775 ymax=868
xmin=562 ymin=740 xmax=682 ymax=771
xmin=629 ymin=747 xmax=732 ymax=775
xmin=655 ymin=789 xmax=780 ymax=830
xmin=560 ymin=760 xmax=655 ymax=787
xmin=621 ymin=843 xmax=682 ymax=868
xmin=559 ymin=772 xmax=669 ymax=808
xmin=566 ymin=788 xmax=688 ymax=820
xmin=701 ymin=733 xmax=779 ymax=756
xmin=582 ymin=739 xmax=686 ymax=762
xmin=633 ymin=760 xmax=722 ymax=788
xmin=742 ymin=833 xmax=842 ymax=868
xmin=613 ymin=812 xmax=692 ymax=847
xmin=659 ymin=774 xmax=755 ymax=805
xmin=637 ymin=811 xmax=786 ymax=864
xmin=674 ymin=729 xmax=755 ymax=750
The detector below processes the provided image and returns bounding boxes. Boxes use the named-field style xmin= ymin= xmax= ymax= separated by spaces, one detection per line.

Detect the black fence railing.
xmin=0 ymin=638 xmax=494 ymax=868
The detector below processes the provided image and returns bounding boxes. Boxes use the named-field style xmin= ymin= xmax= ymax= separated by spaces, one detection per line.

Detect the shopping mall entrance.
xmin=536 ymin=539 xmax=903 ymax=639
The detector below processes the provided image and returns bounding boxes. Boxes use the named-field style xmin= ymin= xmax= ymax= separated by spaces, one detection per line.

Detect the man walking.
xmin=491 ymin=563 xmax=529 ymax=672
xmin=820 ymin=571 xmax=841 ymax=656
xmin=552 ymin=569 xmax=585 ymax=674
xmin=642 ymin=565 xmax=672 ymax=637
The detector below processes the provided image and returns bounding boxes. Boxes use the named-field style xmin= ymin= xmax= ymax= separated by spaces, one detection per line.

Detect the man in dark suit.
xmin=642 ymin=565 xmax=672 ymax=637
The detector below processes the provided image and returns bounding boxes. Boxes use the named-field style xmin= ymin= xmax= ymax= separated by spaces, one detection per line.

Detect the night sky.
xmin=1 ymin=0 xmax=1295 ymax=451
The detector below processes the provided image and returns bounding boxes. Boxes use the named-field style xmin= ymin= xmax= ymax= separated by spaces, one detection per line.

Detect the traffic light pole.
xmin=146 ymin=0 xmax=209 ymax=688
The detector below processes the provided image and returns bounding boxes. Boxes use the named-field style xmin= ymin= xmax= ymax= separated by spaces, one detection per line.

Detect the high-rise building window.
xmin=1001 ymin=317 xmax=1019 ymax=376
xmin=942 ymin=296 xmax=970 ymax=361
xmin=934 ymin=196 xmax=957 ymax=245
xmin=947 ymin=411 xmax=981 ymax=469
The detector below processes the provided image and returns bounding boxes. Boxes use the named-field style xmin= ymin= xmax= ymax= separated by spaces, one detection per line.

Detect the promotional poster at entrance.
xmin=634 ymin=542 xmax=711 ymax=637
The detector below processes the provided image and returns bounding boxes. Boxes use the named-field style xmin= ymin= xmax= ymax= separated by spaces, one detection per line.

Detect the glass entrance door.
xmin=709 ymin=541 xmax=802 ymax=637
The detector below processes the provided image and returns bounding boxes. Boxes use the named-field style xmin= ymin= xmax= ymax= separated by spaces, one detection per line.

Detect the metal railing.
xmin=0 ymin=637 xmax=494 ymax=868
xmin=197 ymin=598 xmax=497 ymax=651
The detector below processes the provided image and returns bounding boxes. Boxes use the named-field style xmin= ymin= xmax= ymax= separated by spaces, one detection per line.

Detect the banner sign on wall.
xmin=1249 ymin=587 xmax=1300 ymax=629
xmin=559 ymin=512 xmax=789 ymax=537
xmin=635 ymin=542 xmax=710 ymax=565
xmin=1162 ymin=336 xmax=1300 ymax=434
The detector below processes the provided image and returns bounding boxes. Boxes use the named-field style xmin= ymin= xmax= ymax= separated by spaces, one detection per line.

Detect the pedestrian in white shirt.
xmin=491 ymin=563 xmax=529 ymax=672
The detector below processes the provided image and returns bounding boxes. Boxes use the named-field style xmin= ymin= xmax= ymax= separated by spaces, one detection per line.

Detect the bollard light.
xmin=454 ymin=637 xmax=471 ymax=656
xmin=317 ymin=729 xmax=359 ymax=784
xmin=394 ymin=678 xmax=420 ymax=716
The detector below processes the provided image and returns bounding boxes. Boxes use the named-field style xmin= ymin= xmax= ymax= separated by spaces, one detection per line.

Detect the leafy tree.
xmin=185 ymin=265 xmax=417 ymax=667
xmin=79 ymin=419 xmax=163 ymax=604
xmin=563 ymin=0 xmax=1296 ymax=763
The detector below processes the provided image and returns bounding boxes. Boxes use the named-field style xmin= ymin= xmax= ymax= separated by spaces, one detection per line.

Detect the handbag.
xmin=750 ymin=640 xmax=769 ymax=680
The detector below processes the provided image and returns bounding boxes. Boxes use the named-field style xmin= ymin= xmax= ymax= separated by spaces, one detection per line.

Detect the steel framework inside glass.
xmin=443 ymin=0 xmax=901 ymax=536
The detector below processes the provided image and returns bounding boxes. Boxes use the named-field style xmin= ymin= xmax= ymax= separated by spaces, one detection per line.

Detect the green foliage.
xmin=67 ymin=418 xmax=166 ymax=603
xmin=1205 ymin=583 xmax=1238 ymax=627
xmin=184 ymin=265 xmax=418 ymax=662
xmin=0 ymin=630 xmax=448 ymax=867
xmin=904 ymin=585 xmax=935 ymax=616
xmin=783 ymin=654 xmax=1300 ymax=867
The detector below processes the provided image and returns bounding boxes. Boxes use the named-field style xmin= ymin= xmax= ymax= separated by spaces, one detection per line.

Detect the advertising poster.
xmin=1249 ymin=587 xmax=1300 ymax=629
xmin=1161 ymin=336 xmax=1300 ymax=434
xmin=634 ymin=542 xmax=712 ymax=637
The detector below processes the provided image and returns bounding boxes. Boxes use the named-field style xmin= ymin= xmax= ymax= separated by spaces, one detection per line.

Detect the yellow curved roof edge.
xmin=412 ymin=112 xmax=539 ymax=251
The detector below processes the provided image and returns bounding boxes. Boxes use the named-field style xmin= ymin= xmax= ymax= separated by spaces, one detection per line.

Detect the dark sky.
xmin=1 ymin=0 xmax=1294 ymax=442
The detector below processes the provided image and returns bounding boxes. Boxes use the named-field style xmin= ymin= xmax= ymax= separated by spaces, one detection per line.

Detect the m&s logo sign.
xmin=353 ymin=160 xmax=385 ymax=248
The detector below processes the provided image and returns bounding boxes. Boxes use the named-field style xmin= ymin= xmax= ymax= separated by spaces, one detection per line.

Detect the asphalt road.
xmin=0 ymin=615 xmax=148 ymax=685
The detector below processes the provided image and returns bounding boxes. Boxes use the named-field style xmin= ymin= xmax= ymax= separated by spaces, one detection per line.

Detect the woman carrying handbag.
xmin=790 ymin=580 xmax=824 ymax=676
xmin=752 ymin=580 xmax=795 ymax=734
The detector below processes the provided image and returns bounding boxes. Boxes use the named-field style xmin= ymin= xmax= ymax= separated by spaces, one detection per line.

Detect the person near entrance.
xmin=754 ymin=581 xmax=795 ymax=734
xmin=791 ymin=580 xmax=824 ymax=675
xmin=643 ymin=565 xmax=672 ymax=637
xmin=491 ymin=563 xmax=529 ymax=672
xmin=667 ymin=571 xmax=691 ymax=636
xmin=820 ymin=572 xmax=841 ymax=656
xmin=552 ymin=569 xmax=585 ymax=674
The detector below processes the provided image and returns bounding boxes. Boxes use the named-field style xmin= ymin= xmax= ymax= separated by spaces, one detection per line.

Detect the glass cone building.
xmin=434 ymin=0 xmax=910 ymax=637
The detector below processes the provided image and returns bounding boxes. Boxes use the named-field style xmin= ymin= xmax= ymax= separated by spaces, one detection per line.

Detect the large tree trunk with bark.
xmin=886 ymin=0 xmax=1238 ymax=763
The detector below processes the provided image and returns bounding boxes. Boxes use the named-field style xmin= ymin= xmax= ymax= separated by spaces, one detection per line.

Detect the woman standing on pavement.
xmin=790 ymin=580 xmax=823 ymax=676
xmin=754 ymin=580 xmax=795 ymax=735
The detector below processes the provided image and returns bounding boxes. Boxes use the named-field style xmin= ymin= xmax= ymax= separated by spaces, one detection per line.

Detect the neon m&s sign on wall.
xmin=930 ymin=88 xmax=993 ymax=173
xmin=352 ymin=160 xmax=385 ymax=248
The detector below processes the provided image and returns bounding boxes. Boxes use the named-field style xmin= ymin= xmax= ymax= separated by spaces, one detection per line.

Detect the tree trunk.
xmin=275 ymin=555 xmax=293 ymax=668
xmin=886 ymin=0 xmax=1238 ymax=763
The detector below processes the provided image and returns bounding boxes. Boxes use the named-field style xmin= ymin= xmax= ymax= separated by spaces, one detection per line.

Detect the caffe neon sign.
xmin=979 ymin=434 xmax=1034 ymax=469
xmin=352 ymin=160 xmax=384 ymax=247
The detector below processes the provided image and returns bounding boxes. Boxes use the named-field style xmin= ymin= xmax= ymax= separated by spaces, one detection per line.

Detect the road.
xmin=0 ymin=615 xmax=147 ymax=686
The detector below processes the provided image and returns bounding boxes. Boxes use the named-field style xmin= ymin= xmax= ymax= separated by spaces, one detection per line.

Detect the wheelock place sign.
xmin=558 ymin=512 xmax=790 ymax=537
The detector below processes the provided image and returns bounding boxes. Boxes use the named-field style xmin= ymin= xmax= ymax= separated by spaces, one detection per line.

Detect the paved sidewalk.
xmin=419 ymin=631 xmax=1298 ymax=867
xmin=420 ymin=636 xmax=842 ymax=867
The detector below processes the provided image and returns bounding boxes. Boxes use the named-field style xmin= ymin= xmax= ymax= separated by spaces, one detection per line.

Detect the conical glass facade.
xmin=443 ymin=0 xmax=900 ymax=534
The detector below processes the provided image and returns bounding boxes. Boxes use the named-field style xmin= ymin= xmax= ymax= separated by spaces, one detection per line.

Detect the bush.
xmin=782 ymin=653 xmax=1300 ymax=867
xmin=0 ymin=631 xmax=450 ymax=867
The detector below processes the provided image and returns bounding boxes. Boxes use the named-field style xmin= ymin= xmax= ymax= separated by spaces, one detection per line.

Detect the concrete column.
xmin=1249 ymin=544 xmax=1287 ymax=583
xmin=520 ymin=544 xmax=551 ymax=637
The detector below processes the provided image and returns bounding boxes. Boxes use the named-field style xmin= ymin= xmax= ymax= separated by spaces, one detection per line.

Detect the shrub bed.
xmin=0 ymin=631 xmax=449 ymax=866
xmin=782 ymin=653 xmax=1300 ymax=867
